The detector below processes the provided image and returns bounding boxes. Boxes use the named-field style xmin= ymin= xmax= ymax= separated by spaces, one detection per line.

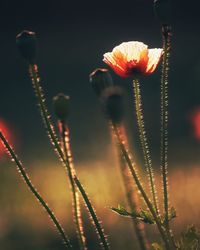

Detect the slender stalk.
xmin=59 ymin=121 xmax=87 ymax=250
xmin=160 ymin=25 xmax=171 ymax=232
xmin=109 ymin=122 xmax=148 ymax=250
xmin=74 ymin=176 xmax=110 ymax=250
xmin=111 ymin=124 xmax=172 ymax=250
xmin=160 ymin=25 xmax=175 ymax=247
xmin=133 ymin=79 xmax=159 ymax=215
xmin=28 ymin=63 xmax=109 ymax=248
xmin=0 ymin=131 xmax=72 ymax=249
xmin=29 ymin=64 xmax=65 ymax=162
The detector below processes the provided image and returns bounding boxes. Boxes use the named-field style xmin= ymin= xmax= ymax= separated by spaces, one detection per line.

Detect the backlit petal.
xmin=113 ymin=41 xmax=148 ymax=62
xmin=103 ymin=53 xmax=127 ymax=77
xmin=145 ymin=48 xmax=163 ymax=74
xmin=103 ymin=41 xmax=162 ymax=78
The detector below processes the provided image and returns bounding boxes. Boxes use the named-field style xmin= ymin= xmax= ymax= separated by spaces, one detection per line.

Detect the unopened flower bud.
xmin=16 ymin=30 xmax=37 ymax=63
xmin=53 ymin=93 xmax=70 ymax=122
xmin=154 ymin=0 xmax=172 ymax=25
xmin=102 ymin=86 xmax=124 ymax=125
xmin=89 ymin=68 xmax=113 ymax=98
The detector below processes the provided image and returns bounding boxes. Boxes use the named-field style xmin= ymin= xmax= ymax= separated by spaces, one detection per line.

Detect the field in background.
xmin=0 ymin=145 xmax=199 ymax=250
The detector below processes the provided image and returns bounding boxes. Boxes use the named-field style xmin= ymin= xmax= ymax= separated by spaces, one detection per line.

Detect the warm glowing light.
xmin=103 ymin=41 xmax=163 ymax=77
xmin=191 ymin=108 xmax=200 ymax=140
xmin=0 ymin=119 xmax=11 ymax=156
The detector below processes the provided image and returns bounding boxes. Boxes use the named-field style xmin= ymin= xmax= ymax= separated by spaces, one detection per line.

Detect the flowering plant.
xmin=0 ymin=1 xmax=199 ymax=250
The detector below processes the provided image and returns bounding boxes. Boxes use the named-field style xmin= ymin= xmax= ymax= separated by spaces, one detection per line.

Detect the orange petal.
xmin=113 ymin=42 xmax=148 ymax=63
xmin=103 ymin=42 xmax=162 ymax=77
xmin=103 ymin=52 xmax=117 ymax=66
xmin=138 ymin=48 xmax=149 ymax=74
xmin=104 ymin=42 xmax=149 ymax=77
xmin=145 ymin=48 xmax=163 ymax=74
xmin=103 ymin=52 xmax=128 ymax=77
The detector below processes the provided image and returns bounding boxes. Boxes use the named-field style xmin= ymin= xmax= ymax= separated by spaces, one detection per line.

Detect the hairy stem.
xmin=59 ymin=121 xmax=87 ymax=250
xmin=0 ymin=131 xmax=72 ymax=249
xmin=29 ymin=64 xmax=65 ymax=162
xmin=160 ymin=25 xmax=175 ymax=248
xmin=111 ymin=124 xmax=172 ymax=250
xmin=160 ymin=25 xmax=171 ymax=231
xmin=133 ymin=79 xmax=159 ymax=215
xmin=74 ymin=176 xmax=110 ymax=250
xmin=109 ymin=123 xmax=149 ymax=250
xmin=28 ymin=63 xmax=109 ymax=249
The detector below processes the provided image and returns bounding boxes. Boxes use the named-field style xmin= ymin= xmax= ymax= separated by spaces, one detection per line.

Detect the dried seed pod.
xmin=16 ymin=30 xmax=37 ymax=63
xmin=102 ymin=86 xmax=124 ymax=125
xmin=53 ymin=93 xmax=70 ymax=122
xmin=90 ymin=68 xmax=113 ymax=98
xmin=154 ymin=0 xmax=172 ymax=25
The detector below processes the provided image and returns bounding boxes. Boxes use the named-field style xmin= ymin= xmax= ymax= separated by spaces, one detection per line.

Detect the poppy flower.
xmin=103 ymin=41 xmax=163 ymax=78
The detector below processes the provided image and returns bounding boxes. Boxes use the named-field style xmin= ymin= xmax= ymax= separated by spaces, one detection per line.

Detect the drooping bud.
xmin=89 ymin=68 xmax=113 ymax=98
xmin=102 ymin=86 xmax=124 ymax=125
xmin=154 ymin=0 xmax=172 ymax=25
xmin=53 ymin=93 xmax=70 ymax=122
xmin=16 ymin=30 xmax=37 ymax=63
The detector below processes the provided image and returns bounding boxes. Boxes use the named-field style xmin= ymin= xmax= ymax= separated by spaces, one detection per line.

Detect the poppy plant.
xmin=103 ymin=41 xmax=165 ymax=244
xmin=103 ymin=41 xmax=163 ymax=77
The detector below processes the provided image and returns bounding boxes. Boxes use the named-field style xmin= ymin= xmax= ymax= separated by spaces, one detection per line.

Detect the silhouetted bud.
xmin=102 ymin=86 xmax=124 ymax=125
xmin=154 ymin=0 xmax=172 ymax=25
xmin=16 ymin=30 xmax=37 ymax=63
xmin=53 ymin=93 xmax=70 ymax=121
xmin=89 ymin=68 xmax=113 ymax=98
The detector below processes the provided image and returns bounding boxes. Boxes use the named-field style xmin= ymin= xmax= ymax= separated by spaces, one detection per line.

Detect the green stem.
xmin=60 ymin=122 xmax=87 ymax=250
xmin=28 ymin=63 xmax=109 ymax=249
xmin=111 ymin=124 xmax=171 ymax=250
xmin=29 ymin=64 xmax=65 ymax=162
xmin=160 ymin=25 xmax=171 ymax=232
xmin=133 ymin=79 xmax=159 ymax=215
xmin=0 ymin=131 xmax=72 ymax=249
xmin=110 ymin=123 xmax=148 ymax=250
xmin=74 ymin=176 xmax=110 ymax=250
xmin=160 ymin=25 xmax=175 ymax=248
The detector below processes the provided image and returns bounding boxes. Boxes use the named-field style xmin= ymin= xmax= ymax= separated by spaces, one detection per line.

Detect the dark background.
xmin=0 ymin=1 xmax=200 ymax=249
xmin=0 ymin=0 xmax=199 ymax=164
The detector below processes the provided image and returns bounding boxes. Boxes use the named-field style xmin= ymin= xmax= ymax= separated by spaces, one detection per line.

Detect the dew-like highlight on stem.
xmin=109 ymin=122 xmax=149 ymax=250
xmin=160 ymin=24 xmax=175 ymax=248
xmin=0 ymin=131 xmax=72 ymax=249
xmin=58 ymin=120 xmax=87 ymax=250
xmin=111 ymin=123 xmax=171 ymax=250
xmin=133 ymin=79 xmax=159 ymax=216
xmin=28 ymin=62 xmax=109 ymax=249
xmin=74 ymin=176 xmax=110 ymax=250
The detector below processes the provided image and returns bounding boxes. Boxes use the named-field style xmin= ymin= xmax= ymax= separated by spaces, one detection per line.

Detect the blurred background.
xmin=0 ymin=0 xmax=200 ymax=249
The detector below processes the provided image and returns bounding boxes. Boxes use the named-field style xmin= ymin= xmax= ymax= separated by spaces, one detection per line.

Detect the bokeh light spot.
xmin=0 ymin=119 xmax=11 ymax=156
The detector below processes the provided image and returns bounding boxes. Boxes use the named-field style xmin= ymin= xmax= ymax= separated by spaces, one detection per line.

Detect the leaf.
xmin=151 ymin=242 xmax=164 ymax=250
xmin=140 ymin=210 xmax=155 ymax=224
xmin=111 ymin=205 xmax=133 ymax=217
xmin=111 ymin=205 xmax=155 ymax=224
